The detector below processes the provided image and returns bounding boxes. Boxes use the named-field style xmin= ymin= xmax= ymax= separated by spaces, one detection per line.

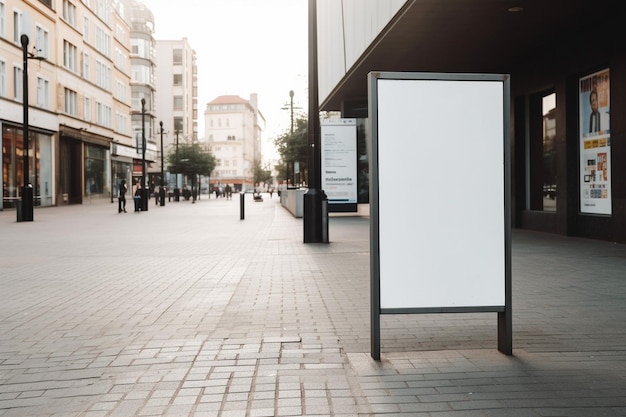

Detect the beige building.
xmin=1 ymin=0 xmax=135 ymax=209
xmin=204 ymin=94 xmax=264 ymax=192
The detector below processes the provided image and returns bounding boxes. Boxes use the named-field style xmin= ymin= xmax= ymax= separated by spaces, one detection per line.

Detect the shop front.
xmin=59 ymin=127 xmax=112 ymax=205
xmin=2 ymin=123 xmax=54 ymax=210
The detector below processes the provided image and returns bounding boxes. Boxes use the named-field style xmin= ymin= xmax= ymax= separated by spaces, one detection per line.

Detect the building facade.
xmin=204 ymin=94 xmax=264 ymax=192
xmin=316 ymin=0 xmax=626 ymax=244
xmin=154 ymin=37 xmax=198 ymax=187
xmin=128 ymin=0 xmax=157 ymax=190
xmin=1 ymin=0 xmax=135 ymax=210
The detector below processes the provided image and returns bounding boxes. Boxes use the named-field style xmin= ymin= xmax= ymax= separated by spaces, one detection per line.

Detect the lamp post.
xmin=17 ymin=34 xmax=34 ymax=222
xmin=159 ymin=121 xmax=165 ymax=206
xmin=174 ymin=130 xmax=180 ymax=201
xmin=303 ymin=0 xmax=328 ymax=243
xmin=282 ymin=90 xmax=301 ymax=189
xmin=140 ymin=98 xmax=148 ymax=211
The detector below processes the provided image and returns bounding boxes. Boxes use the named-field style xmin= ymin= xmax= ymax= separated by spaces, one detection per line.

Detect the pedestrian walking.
xmin=118 ymin=179 xmax=127 ymax=213
xmin=134 ymin=183 xmax=142 ymax=212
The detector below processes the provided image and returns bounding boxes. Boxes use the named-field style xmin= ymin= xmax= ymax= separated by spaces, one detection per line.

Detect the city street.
xmin=1 ymin=195 xmax=625 ymax=416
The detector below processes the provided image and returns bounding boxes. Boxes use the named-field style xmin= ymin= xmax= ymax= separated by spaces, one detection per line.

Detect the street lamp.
xmin=140 ymin=98 xmax=148 ymax=211
xmin=159 ymin=121 xmax=165 ymax=206
xmin=303 ymin=0 xmax=328 ymax=243
xmin=17 ymin=34 xmax=35 ymax=222
xmin=174 ymin=130 xmax=180 ymax=201
xmin=282 ymin=90 xmax=302 ymax=189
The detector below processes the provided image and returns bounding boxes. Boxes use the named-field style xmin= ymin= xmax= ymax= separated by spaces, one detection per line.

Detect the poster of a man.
xmin=580 ymin=70 xmax=610 ymax=137
xmin=579 ymin=69 xmax=611 ymax=215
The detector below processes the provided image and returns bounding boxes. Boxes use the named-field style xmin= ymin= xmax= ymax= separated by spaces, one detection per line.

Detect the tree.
xmin=252 ymin=159 xmax=272 ymax=186
xmin=167 ymin=142 xmax=216 ymax=193
xmin=273 ymin=116 xmax=308 ymax=184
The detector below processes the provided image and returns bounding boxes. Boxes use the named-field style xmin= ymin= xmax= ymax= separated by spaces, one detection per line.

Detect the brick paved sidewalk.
xmin=1 ymin=196 xmax=625 ymax=416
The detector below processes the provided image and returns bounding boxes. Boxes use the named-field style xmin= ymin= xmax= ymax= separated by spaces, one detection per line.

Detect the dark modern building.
xmin=316 ymin=0 xmax=626 ymax=243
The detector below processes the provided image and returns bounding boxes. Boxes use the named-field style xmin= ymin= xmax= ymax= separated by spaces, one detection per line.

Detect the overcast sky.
xmin=145 ymin=0 xmax=309 ymax=160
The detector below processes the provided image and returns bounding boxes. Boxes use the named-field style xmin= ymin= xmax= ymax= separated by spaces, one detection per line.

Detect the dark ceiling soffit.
xmin=319 ymin=0 xmax=416 ymax=112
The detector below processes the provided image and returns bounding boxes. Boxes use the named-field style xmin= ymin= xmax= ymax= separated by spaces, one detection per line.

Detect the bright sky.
xmin=145 ymin=0 xmax=309 ymax=161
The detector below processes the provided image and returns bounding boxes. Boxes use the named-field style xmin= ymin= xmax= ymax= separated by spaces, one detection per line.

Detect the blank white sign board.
xmin=369 ymin=72 xmax=512 ymax=359
xmin=374 ymin=76 xmax=506 ymax=309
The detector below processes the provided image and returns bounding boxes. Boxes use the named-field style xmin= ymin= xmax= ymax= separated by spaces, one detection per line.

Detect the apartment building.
xmin=154 ymin=37 xmax=198 ymax=186
xmin=1 ymin=0 xmax=134 ymax=209
xmin=128 ymin=0 xmax=157 ymax=189
xmin=204 ymin=94 xmax=264 ymax=192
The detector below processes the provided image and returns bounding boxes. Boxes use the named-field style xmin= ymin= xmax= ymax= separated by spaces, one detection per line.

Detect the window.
xmin=95 ymin=26 xmax=111 ymax=56
xmin=36 ymin=77 xmax=49 ymax=108
xmin=0 ymin=60 xmax=5 ymax=97
xmin=63 ymin=40 xmax=77 ymax=72
xmin=62 ymin=0 xmax=77 ymax=27
xmin=173 ymin=49 xmax=182 ymax=64
xmin=13 ymin=10 xmax=22 ymax=43
xmin=173 ymin=74 xmax=182 ymax=85
xmin=82 ymin=52 xmax=90 ymax=79
xmin=542 ymin=93 xmax=557 ymax=212
xmin=116 ymin=112 xmax=127 ymax=134
xmin=173 ymin=117 xmax=183 ymax=132
xmin=115 ymin=47 xmax=126 ymax=71
xmin=173 ymin=95 xmax=182 ymax=109
xmin=95 ymin=60 xmax=111 ymax=90
xmin=115 ymin=80 xmax=126 ymax=102
xmin=13 ymin=66 xmax=22 ymax=101
xmin=84 ymin=97 xmax=90 ymax=121
xmin=35 ymin=26 xmax=49 ymax=58
xmin=64 ymin=88 xmax=77 ymax=116
xmin=83 ymin=16 xmax=90 ymax=42
xmin=1 ymin=2 xmax=6 ymax=38
xmin=115 ymin=23 xmax=125 ymax=40
xmin=96 ymin=102 xmax=111 ymax=127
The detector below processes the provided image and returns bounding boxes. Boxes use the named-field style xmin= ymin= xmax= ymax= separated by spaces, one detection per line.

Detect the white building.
xmin=155 ymin=37 xmax=198 ymax=164
xmin=204 ymin=94 xmax=264 ymax=192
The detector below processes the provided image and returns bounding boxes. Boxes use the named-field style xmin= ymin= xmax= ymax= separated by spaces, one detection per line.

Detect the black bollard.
xmin=240 ymin=192 xmax=245 ymax=220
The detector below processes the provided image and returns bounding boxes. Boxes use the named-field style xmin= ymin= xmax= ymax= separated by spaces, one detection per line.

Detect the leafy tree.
xmin=167 ymin=142 xmax=216 ymax=192
xmin=273 ymin=116 xmax=308 ymax=184
xmin=252 ymin=159 xmax=272 ymax=186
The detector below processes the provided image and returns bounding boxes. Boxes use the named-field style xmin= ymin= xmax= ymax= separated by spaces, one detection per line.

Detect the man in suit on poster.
xmin=589 ymin=89 xmax=601 ymax=133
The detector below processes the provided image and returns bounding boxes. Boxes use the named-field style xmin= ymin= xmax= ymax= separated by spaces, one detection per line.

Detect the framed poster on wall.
xmin=579 ymin=69 xmax=611 ymax=215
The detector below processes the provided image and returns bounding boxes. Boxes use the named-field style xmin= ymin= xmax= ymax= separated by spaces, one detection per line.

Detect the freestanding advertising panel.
xmin=368 ymin=72 xmax=512 ymax=359
xmin=321 ymin=118 xmax=358 ymax=212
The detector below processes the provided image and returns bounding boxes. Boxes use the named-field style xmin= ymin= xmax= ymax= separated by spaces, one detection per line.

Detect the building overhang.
xmin=320 ymin=0 xmax=622 ymax=112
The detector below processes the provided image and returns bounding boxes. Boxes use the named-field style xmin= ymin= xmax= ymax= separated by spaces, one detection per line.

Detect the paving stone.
xmin=1 ymin=199 xmax=626 ymax=416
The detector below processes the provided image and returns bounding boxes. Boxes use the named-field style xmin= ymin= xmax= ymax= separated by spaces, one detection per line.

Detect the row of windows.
xmin=1 ymin=60 xmax=49 ymax=109
xmin=216 ymin=159 xmax=238 ymax=167
xmin=63 ymin=87 xmax=122 ymax=131
xmin=215 ymin=170 xmax=239 ymax=177
xmin=0 ymin=2 xmax=119 ymax=60
xmin=208 ymin=104 xmax=245 ymax=111
xmin=1 ymin=57 xmax=127 ymax=134
xmin=209 ymin=118 xmax=232 ymax=127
